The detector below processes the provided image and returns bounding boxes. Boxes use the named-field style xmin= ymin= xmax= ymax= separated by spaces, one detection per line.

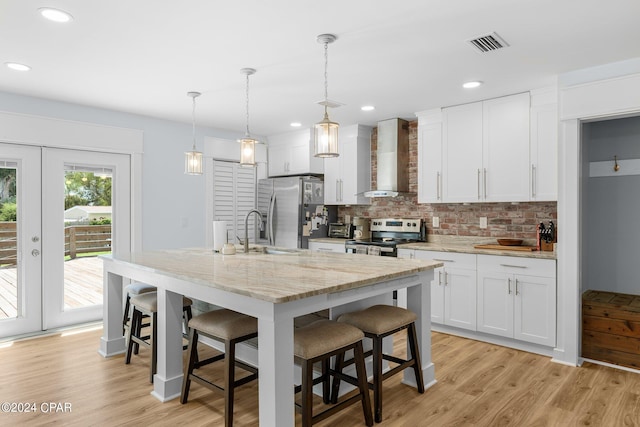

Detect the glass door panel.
xmin=42 ymin=148 xmax=130 ymax=330
xmin=0 ymin=144 xmax=42 ymax=338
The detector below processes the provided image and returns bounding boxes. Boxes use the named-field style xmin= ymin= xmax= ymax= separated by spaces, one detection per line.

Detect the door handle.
xmin=477 ymin=169 xmax=481 ymax=200
xmin=438 ymin=270 xmax=442 ymax=286
xmin=268 ymin=193 xmax=276 ymax=246
xmin=444 ymin=271 xmax=449 ymax=286
xmin=436 ymin=171 xmax=441 ymax=200
xmin=515 ymin=278 xmax=519 ymax=295
xmin=32 ymin=249 xmax=40 ymax=257
xmin=508 ymin=278 xmax=511 ymax=294
xmin=336 ymin=179 xmax=340 ymax=202
xmin=32 ymin=236 xmax=40 ymax=243
xmin=483 ymin=168 xmax=487 ymax=199
xmin=531 ymin=164 xmax=536 ymax=198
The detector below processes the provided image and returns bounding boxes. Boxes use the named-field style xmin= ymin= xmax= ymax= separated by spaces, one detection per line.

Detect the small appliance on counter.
xmin=345 ymin=218 xmax=424 ymax=257
xmin=352 ymin=217 xmax=371 ymax=241
xmin=328 ymin=223 xmax=354 ymax=239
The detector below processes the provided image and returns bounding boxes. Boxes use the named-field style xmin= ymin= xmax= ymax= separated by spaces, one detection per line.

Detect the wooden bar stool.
xmin=294 ymin=319 xmax=373 ymax=427
xmin=333 ymin=305 xmax=424 ymax=423
xmin=181 ymin=309 xmax=258 ymax=427
xmin=122 ymin=282 xmax=156 ymax=334
xmin=124 ymin=292 xmax=193 ymax=383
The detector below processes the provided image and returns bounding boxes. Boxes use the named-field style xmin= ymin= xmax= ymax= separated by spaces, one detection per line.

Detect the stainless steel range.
xmin=345 ymin=218 xmax=425 ymax=257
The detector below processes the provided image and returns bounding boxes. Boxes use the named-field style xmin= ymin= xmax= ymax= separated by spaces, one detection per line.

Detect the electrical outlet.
xmin=479 ymin=217 xmax=488 ymax=229
xmin=432 ymin=216 xmax=440 ymax=228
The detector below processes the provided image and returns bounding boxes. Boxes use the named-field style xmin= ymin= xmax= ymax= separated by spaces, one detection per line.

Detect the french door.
xmin=0 ymin=144 xmax=131 ymax=338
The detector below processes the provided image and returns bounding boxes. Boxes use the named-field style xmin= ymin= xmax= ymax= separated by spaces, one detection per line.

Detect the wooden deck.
xmin=0 ymin=256 xmax=104 ymax=319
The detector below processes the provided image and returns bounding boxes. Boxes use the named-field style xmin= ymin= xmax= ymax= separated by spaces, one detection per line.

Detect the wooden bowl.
xmin=497 ymin=238 xmax=523 ymax=246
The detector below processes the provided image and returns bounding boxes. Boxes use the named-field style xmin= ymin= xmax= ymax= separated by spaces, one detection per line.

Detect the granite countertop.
xmin=399 ymin=236 xmax=557 ymax=260
xmin=310 ymin=236 xmax=557 ymax=260
xmin=105 ymin=246 xmax=441 ymax=304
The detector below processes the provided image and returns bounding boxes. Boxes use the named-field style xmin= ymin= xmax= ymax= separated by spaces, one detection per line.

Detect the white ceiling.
xmin=2 ymin=0 xmax=640 ymax=138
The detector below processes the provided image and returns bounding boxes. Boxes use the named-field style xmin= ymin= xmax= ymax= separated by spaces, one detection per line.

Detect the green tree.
xmin=65 ymin=172 xmax=111 ymax=208
xmin=0 ymin=168 xmax=16 ymax=202
xmin=0 ymin=202 xmax=17 ymax=221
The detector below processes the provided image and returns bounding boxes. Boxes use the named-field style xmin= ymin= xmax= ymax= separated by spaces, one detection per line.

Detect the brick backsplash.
xmin=338 ymin=121 xmax=558 ymax=240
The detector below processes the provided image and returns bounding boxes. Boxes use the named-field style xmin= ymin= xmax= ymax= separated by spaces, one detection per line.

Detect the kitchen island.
xmin=99 ymin=247 xmax=441 ymax=427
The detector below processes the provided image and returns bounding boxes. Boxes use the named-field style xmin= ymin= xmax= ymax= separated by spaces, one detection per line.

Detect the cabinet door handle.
xmin=444 ymin=271 xmax=449 ymax=286
xmin=483 ymin=168 xmax=487 ymax=199
xmin=436 ymin=171 xmax=441 ymax=200
xmin=438 ymin=270 xmax=442 ymax=286
xmin=433 ymin=258 xmax=454 ymax=263
xmin=336 ymin=179 xmax=340 ymax=201
xmin=340 ymin=179 xmax=344 ymax=201
xmin=477 ymin=169 xmax=481 ymax=200
xmin=500 ymin=263 xmax=527 ymax=269
xmin=531 ymin=164 xmax=536 ymax=198
xmin=508 ymin=278 xmax=512 ymax=294
xmin=515 ymin=278 xmax=519 ymax=295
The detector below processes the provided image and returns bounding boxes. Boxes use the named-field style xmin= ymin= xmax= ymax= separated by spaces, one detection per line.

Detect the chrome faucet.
xmin=243 ymin=209 xmax=264 ymax=253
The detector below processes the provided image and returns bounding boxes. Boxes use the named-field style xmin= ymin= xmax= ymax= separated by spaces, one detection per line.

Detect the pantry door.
xmin=0 ymin=144 xmax=42 ymax=337
xmin=42 ymin=148 xmax=131 ymax=330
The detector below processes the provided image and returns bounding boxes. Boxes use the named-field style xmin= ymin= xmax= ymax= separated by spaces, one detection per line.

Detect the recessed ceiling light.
xmin=39 ymin=7 xmax=74 ymax=23
xmin=463 ymin=81 xmax=483 ymax=89
xmin=290 ymin=122 xmax=302 ymax=127
xmin=5 ymin=62 xmax=31 ymax=71
xmin=361 ymin=105 xmax=375 ymax=111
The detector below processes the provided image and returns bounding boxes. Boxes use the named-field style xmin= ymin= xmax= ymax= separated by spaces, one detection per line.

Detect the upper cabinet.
xmin=417 ymin=89 xmax=557 ymax=204
xmin=267 ymin=128 xmax=323 ymax=177
xmin=529 ymin=88 xmax=558 ymax=201
xmin=324 ymin=124 xmax=372 ymax=205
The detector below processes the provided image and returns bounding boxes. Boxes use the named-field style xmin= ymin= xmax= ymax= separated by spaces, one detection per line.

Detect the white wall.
xmin=583 ymin=116 xmax=640 ymax=294
xmin=0 ymin=91 xmax=248 ymax=250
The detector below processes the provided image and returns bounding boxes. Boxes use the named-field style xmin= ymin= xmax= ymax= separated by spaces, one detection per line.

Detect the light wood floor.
xmin=1 ymin=328 xmax=640 ymax=426
xmin=0 ymin=256 xmax=103 ymax=319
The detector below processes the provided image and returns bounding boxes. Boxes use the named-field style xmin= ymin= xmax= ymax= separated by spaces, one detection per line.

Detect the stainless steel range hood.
xmin=364 ymin=118 xmax=410 ymax=198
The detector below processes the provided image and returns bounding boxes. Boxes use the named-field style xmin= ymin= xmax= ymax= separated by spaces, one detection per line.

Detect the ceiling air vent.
xmin=467 ymin=32 xmax=509 ymax=53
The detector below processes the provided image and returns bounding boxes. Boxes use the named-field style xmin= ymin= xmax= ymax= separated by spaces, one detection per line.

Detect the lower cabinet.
xmin=308 ymin=241 xmax=345 ymax=253
xmin=414 ymin=250 xmax=477 ymax=331
xmin=476 ymin=255 xmax=556 ymax=347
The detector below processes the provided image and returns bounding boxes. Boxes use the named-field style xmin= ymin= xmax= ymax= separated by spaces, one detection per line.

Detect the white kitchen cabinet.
xmin=324 ymin=124 xmax=372 ymax=205
xmin=417 ymin=109 xmax=442 ymax=203
xmin=308 ymin=240 xmax=345 ymax=253
xmin=529 ymin=87 xmax=558 ymax=201
xmin=417 ymin=92 xmax=532 ymax=203
xmin=476 ymin=255 xmax=556 ymax=347
xmin=414 ymin=250 xmax=476 ymax=330
xmin=442 ymin=102 xmax=483 ymax=202
xmin=482 ymin=93 xmax=530 ymax=202
xmin=267 ymin=128 xmax=323 ymax=177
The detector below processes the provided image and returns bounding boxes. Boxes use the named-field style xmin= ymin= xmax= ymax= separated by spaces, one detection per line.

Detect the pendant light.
xmin=238 ymin=68 xmax=258 ymax=167
xmin=184 ymin=91 xmax=203 ymax=175
xmin=313 ymin=34 xmax=339 ymax=158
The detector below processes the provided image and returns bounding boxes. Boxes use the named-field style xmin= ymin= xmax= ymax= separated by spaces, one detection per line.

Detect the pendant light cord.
xmin=245 ymin=72 xmax=251 ymax=137
xmin=191 ymin=95 xmax=197 ymax=150
xmin=323 ymin=40 xmax=329 ymax=116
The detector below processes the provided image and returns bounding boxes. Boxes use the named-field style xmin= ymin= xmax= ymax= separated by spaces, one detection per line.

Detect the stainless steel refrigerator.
xmin=257 ymin=176 xmax=337 ymax=249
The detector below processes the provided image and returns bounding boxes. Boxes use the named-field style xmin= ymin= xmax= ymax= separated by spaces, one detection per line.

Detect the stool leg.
xmin=322 ymin=357 xmax=331 ymax=404
xmin=354 ymin=342 xmax=374 ymax=427
xmin=372 ymin=335 xmax=383 ymax=423
xmin=181 ymin=328 xmax=199 ymax=404
xmin=301 ymin=359 xmax=314 ymax=427
xmin=122 ymin=293 xmax=131 ymax=335
xmin=150 ymin=311 xmax=157 ymax=384
xmin=125 ymin=308 xmax=138 ymax=364
xmin=407 ymin=323 xmax=425 ymax=393
xmin=330 ymin=351 xmax=345 ymax=404
xmin=224 ymin=340 xmax=235 ymax=427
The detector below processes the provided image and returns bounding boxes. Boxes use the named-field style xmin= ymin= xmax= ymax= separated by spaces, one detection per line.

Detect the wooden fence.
xmin=0 ymin=222 xmax=112 ymax=266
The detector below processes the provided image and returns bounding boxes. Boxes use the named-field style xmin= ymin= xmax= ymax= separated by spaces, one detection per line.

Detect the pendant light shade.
xmin=239 ymin=68 xmax=258 ymax=167
xmin=314 ymin=34 xmax=339 ymax=158
xmin=184 ymin=91 xmax=203 ymax=175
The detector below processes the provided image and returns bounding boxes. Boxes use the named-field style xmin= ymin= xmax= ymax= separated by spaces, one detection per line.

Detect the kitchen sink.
xmin=249 ymin=246 xmax=299 ymax=255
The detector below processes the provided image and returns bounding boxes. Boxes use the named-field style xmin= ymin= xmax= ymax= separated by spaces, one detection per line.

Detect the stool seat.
xmin=188 ymin=309 xmax=257 ymax=340
xmin=295 ymin=319 xmax=364 ymax=360
xmin=130 ymin=292 xmax=193 ymax=313
xmin=337 ymin=305 xmax=417 ymax=335
xmin=124 ymin=282 xmax=156 ymax=295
